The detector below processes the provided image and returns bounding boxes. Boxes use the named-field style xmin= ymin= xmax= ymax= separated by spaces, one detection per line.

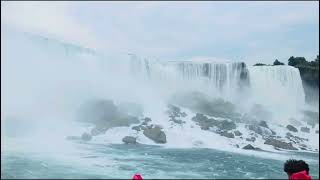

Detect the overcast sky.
xmin=1 ymin=1 xmax=319 ymax=64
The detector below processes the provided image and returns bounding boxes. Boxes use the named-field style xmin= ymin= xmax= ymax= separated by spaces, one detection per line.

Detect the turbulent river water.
xmin=1 ymin=138 xmax=319 ymax=179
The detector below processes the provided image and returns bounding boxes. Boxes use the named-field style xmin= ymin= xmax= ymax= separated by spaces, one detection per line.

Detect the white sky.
xmin=1 ymin=1 xmax=319 ymax=64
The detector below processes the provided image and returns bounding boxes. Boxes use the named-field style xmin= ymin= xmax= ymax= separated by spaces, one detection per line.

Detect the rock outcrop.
xmin=300 ymin=127 xmax=310 ymax=133
xmin=219 ymin=131 xmax=235 ymax=138
xmin=122 ymin=136 xmax=137 ymax=144
xmin=143 ymin=125 xmax=167 ymax=144
xmin=264 ymin=138 xmax=298 ymax=150
xmin=242 ymin=144 xmax=261 ymax=151
xmin=286 ymin=125 xmax=298 ymax=132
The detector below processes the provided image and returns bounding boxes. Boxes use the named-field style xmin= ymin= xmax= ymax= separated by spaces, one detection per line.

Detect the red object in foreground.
xmin=290 ymin=170 xmax=312 ymax=180
xmin=133 ymin=173 xmax=143 ymax=180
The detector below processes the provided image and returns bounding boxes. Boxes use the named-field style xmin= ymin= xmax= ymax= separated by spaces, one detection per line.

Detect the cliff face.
xmin=296 ymin=65 xmax=319 ymax=105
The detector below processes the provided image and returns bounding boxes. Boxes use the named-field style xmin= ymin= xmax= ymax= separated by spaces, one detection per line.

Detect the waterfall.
xmin=248 ymin=65 xmax=305 ymax=110
xmin=128 ymin=55 xmax=306 ymax=122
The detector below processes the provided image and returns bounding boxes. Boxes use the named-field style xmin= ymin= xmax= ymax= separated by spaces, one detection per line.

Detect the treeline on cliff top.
xmin=254 ymin=55 xmax=319 ymax=68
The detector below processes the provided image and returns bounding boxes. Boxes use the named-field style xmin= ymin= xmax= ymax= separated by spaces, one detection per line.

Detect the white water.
xmin=1 ymin=26 xmax=318 ymax=160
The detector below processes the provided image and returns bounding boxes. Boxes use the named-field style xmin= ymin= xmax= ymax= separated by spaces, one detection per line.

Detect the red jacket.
xmin=290 ymin=170 xmax=312 ymax=180
xmin=132 ymin=173 xmax=143 ymax=180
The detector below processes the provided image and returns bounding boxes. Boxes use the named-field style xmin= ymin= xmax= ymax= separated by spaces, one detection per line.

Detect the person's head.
xmin=284 ymin=159 xmax=309 ymax=177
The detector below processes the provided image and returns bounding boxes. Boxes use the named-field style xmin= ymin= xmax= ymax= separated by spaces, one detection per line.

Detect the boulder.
xmin=286 ymin=132 xmax=308 ymax=144
xmin=217 ymin=120 xmax=236 ymax=131
xmin=242 ymin=144 xmax=255 ymax=150
xmin=122 ymin=136 xmax=137 ymax=144
xmin=247 ymin=124 xmax=263 ymax=135
xmin=143 ymin=117 xmax=152 ymax=123
xmin=259 ymin=121 xmax=269 ymax=128
xmin=246 ymin=124 xmax=272 ymax=137
xmin=132 ymin=126 xmax=141 ymax=131
xmin=192 ymin=113 xmax=219 ymax=130
xmin=143 ymin=125 xmax=167 ymax=144
xmin=170 ymin=118 xmax=185 ymax=125
xmin=300 ymin=127 xmax=310 ymax=133
xmin=81 ymin=132 xmax=92 ymax=141
xmin=219 ymin=131 xmax=235 ymax=138
xmin=234 ymin=130 xmax=242 ymax=136
xmin=167 ymin=104 xmax=187 ymax=119
xmin=264 ymin=138 xmax=298 ymax=150
xmin=286 ymin=125 xmax=298 ymax=132
xmin=246 ymin=137 xmax=256 ymax=142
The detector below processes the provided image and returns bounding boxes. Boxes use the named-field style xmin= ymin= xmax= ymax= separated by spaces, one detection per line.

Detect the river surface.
xmin=1 ymin=138 xmax=319 ymax=179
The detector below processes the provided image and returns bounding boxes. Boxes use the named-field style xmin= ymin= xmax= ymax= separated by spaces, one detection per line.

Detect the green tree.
xmin=288 ymin=56 xmax=307 ymax=66
xmin=273 ymin=59 xmax=284 ymax=65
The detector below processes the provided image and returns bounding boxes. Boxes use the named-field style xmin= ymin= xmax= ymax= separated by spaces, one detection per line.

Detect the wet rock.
xmin=167 ymin=105 xmax=187 ymax=118
xmin=270 ymin=129 xmax=277 ymax=135
xmin=219 ymin=131 xmax=235 ymax=138
xmin=217 ymin=120 xmax=236 ymax=131
xmin=286 ymin=132 xmax=308 ymax=143
xmin=235 ymin=144 xmax=240 ymax=148
xmin=170 ymin=118 xmax=185 ymax=125
xmin=181 ymin=112 xmax=187 ymax=117
xmin=264 ymin=138 xmax=298 ymax=150
xmin=247 ymin=124 xmax=262 ymax=135
xmin=246 ymin=137 xmax=256 ymax=142
xmin=246 ymin=124 xmax=272 ymax=137
xmin=300 ymin=127 xmax=310 ymax=133
xmin=286 ymin=125 xmax=298 ymax=132
xmin=192 ymin=113 xmax=236 ymax=131
xmin=122 ymin=136 xmax=137 ymax=144
xmin=242 ymin=144 xmax=255 ymax=150
xmin=166 ymin=105 xmax=187 ymax=125
xmin=132 ymin=126 xmax=141 ymax=131
xmin=143 ymin=125 xmax=167 ymax=144
xmin=141 ymin=117 xmax=152 ymax=125
xmin=300 ymin=147 xmax=307 ymax=150
xmin=234 ymin=130 xmax=242 ymax=136
xmin=143 ymin=117 xmax=152 ymax=123
xmin=259 ymin=121 xmax=269 ymax=128
xmin=81 ymin=132 xmax=92 ymax=141
xmin=192 ymin=113 xmax=219 ymax=130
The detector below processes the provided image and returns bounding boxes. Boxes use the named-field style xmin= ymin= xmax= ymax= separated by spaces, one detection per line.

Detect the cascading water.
xmin=2 ymin=28 xmax=319 ymax=179
xmin=248 ymin=65 xmax=305 ymax=108
xmin=129 ymin=56 xmax=251 ymax=103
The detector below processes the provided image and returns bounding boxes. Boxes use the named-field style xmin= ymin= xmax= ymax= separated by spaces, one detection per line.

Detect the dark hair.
xmin=284 ymin=159 xmax=309 ymax=175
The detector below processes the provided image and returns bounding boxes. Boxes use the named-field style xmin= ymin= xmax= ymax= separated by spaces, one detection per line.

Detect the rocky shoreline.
xmin=67 ymin=96 xmax=319 ymax=153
